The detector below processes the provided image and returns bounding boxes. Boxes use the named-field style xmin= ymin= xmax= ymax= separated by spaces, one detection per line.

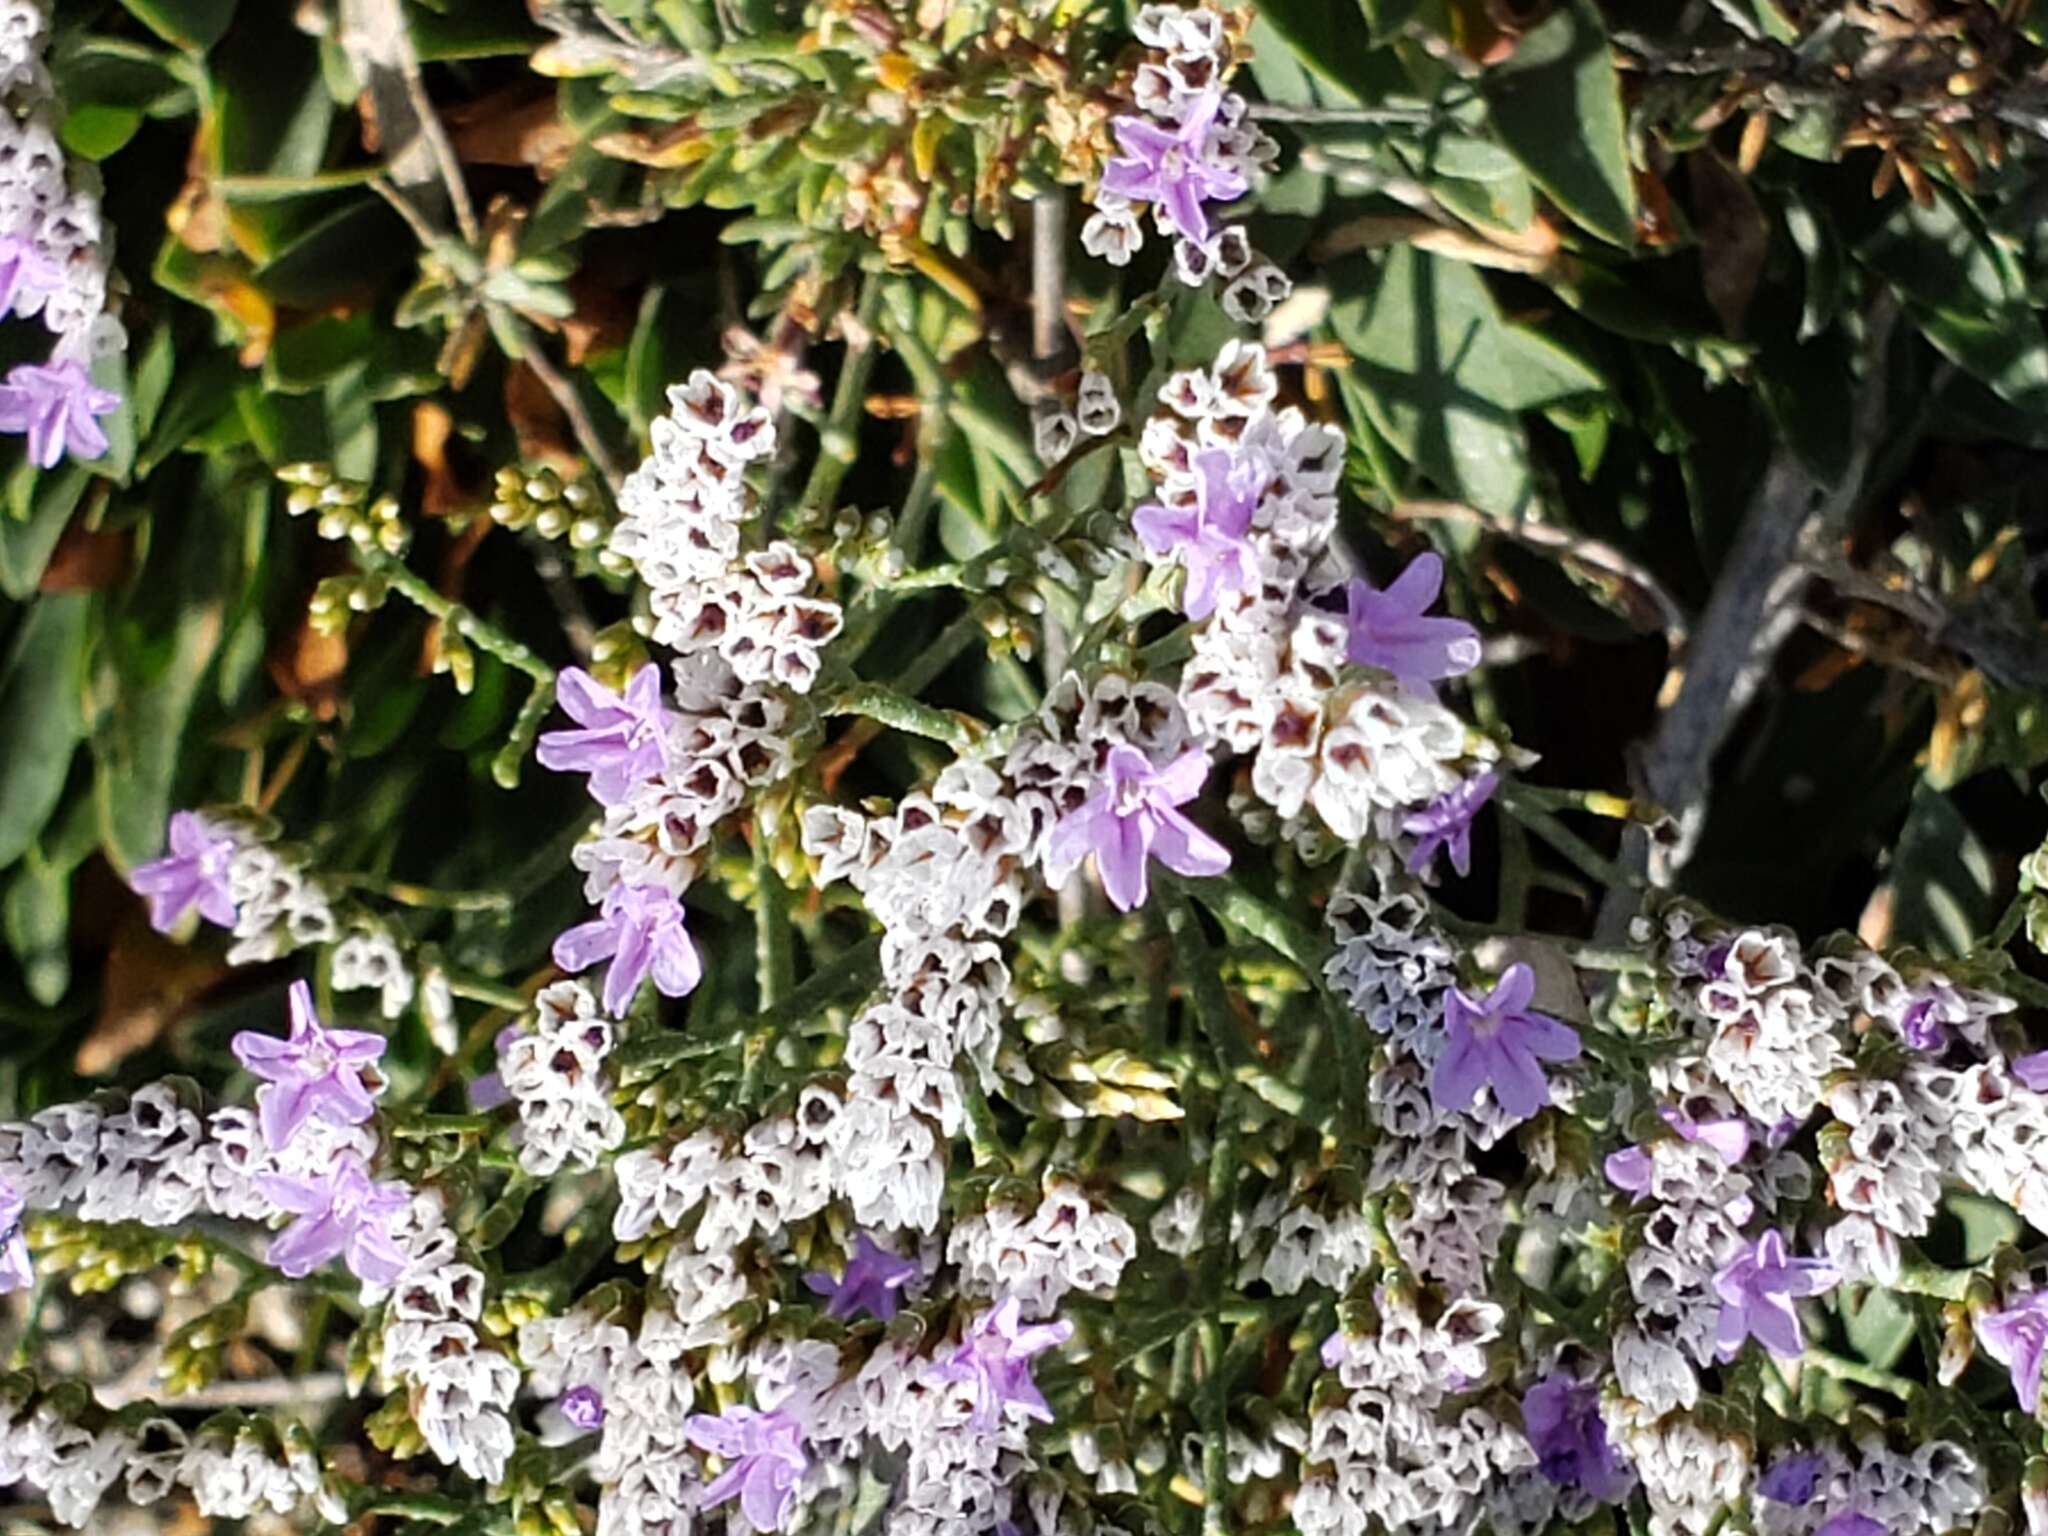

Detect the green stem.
xmin=1800 ymin=1347 xmax=1919 ymax=1400
xmin=492 ymin=677 xmax=557 ymax=790
xmin=753 ymin=835 xmax=795 ymax=1013
xmin=443 ymin=973 xmax=531 ymax=1012
xmin=1163 ymin=888 xmax=1257 ymax=1074
xmin=1499 ymin=784 xmax=1632 ymax=889
xmin=356 ymin=546 xmax=554 ymax=683
xmin=797 ymin=276 xmax=885 ymax=526
xmin=334 ymin=875 xmax=511 ymax=912
xmin=823 ymin=684 xmax=976 ymax=750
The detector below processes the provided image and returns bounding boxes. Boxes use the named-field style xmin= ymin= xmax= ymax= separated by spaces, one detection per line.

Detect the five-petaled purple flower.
xmin=1046 ymin=744 xmax=1229 ymax=912
xmin=1343 ymin=552 xmax=1483 ymax=702
xmin=0 ymin=1180 xmax=31 ymax=1294
xmin=941 ymin=1297 xmax=1074 ymax=1433
xmin=0 ymin=235 xmax=57 ymax=322
xmin=553 ymin=881 xmax=703 ymax=1019
xmin=558 ymin=1385 xmax=606 ymax=1433
xmin=1430 ymin=962 xmax=1580 ymax=1120
xmin=1522 ymin=1372 xmax=1633 ymax=1503
xmin=805 ymin=1231 xmax=920 ymax=1321
xmin=1977 ymin=1289 xmax=2048 ymax=1411
xmin=130 ymin=810 xmax=239 ymax=933
xmin=1757 ymin=1452 xmax=1826 ymax=1505
xmin=1817 ymin=1515 xmax=1884 ymax=1536
xmin=258 ymin=1154 xmax=411 ymax=1286
xmin=232 ymin=982 xmax=386 ymax=1152
xmin=0 ymin=358 xmax=120 ymax=468
xmin=1712 ymin=1231 xmax=1837 ymax=1361
xmin=1098 ymin=90 xmax=1248 ymax=246
xmin=1403 ymin=771 xmax=1498 ymax=879
xmin=683 ymin=1404 xmax=811 ymax=1532
xmin=536 ymin=665 xmax=672 ymax=806
xmin=1131 ymin=447 xmax=1262 ymax=620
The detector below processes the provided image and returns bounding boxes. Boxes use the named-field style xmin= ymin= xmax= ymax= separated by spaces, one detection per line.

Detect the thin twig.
xmin=1389 ymin=498 xmax=1689 ymax=651
xmin=509 ymin=317 xmax=631 ymax=493
xmin=97 ymin=1368 xmax=350 ymax=1412
xmin=1596 ymin=299 xmax=1900 ymax=938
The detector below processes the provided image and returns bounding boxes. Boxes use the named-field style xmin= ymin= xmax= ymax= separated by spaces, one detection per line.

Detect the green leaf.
xmin=118 ymin=0 xmax=239 ymax=51
xmin=89 ymin=466 xmax=253 ymax=871
xmin=0 ymin=461 xmax=91 ymax=599
xmin=1947 ymin=1192 xmax=2021 ymax=1263
xmin=1856 ymin=188 xmax=2048 ymax=410
xmin=1329 ymin=249 xmax=1586 ymax=516
xmin=0 ymin=594 xmax=92 ymax=868
xmin=1840 ymin=1283 xmax=1915 ymax=1371
xmin=264 ymin=311 xmax=378 ymax=394
xmin=60 ymin=103 xmax=144 ymax=160
xmin=1251 ymin=1 xmax=1409 ymax=101
xmin=4 ymin=848 xmax=70 ymax=1006
xmin=1889 ymin=781 xmax=1996 ymax=958
xmin=1478 ymin=0 xmax=1638 ymax=247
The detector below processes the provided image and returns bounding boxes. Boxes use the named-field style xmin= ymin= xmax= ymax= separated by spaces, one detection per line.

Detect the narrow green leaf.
xmin=117 ymin=0 xmax=239 ymax=51
xmin=0 ymin=594 xmax=92 ymax=868
xmin=1478 ymin=0 xmax=1638 ymax=247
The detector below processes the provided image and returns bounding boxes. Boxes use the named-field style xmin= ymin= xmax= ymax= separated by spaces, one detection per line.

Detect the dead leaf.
xmin=1688 ymin=150 xmax=1768 ymax=337
xmin=267 ymin=610 xmax=348 ymax=720
xmin=82 ymin=911 xmax=231 ymax=1076
xmin=412 ymin=401 xmax=483 ymax=519
xmin=505 ymin=361 xmax=579 ymax=470
xmin=562 ymin=272 xmax=636 ymax=364
xmin=39 ymin=524 xmax=130 ymax=591
xmin=443 ymin=85 xmax=579 ymax=175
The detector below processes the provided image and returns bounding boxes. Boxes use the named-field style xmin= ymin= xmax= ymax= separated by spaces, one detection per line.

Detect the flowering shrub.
xmin=4 ymin=0 xmax=2048 ymax=1535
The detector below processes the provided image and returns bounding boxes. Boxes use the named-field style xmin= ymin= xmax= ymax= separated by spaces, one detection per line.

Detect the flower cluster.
xmin=34 ymin=8 xmax=2048 ymax=1536
xmin=1084 ymin=6 xmax=1289 ymax=320
xmin=0 ymin=1388 xmax=339 ymax=1529
xmin=130 ymin=809 xmax=414 ymax=1017
xmin=489 ymin=979 xmax=628 ymax=1175
xmin=609 ymin=372 xmax=842 ymax=693
xmin=0 ymin=0 xmax=122 ymax=465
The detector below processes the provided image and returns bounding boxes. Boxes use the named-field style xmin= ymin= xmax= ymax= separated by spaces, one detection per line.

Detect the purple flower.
xmin=1522 ymin=1373 xmax=1632 ymax=1504
xmin=1817 ymin=1516 xmax=1884 ymax=1536
xmin=552 ymin=881 xmax=703 ymax=1019
xmin=804 ymin=1232 xmax=920 ymax=1321
xmin=1757 ymin=1453 xmax=1825 ymax=1505
xmin=940 ymin=1297 xmax=1073 ymax=1433
xmin=0 ymin=235 xmax=58 ymax=321
xmin=0 ymin=358 xmax=120 ymax=469
xmin=1977 ymin=1290 xmax=2048 ymax=1410
xmin=559 ymin=1385 xmax=605 ymax=1433
xmin=1661 ymin=1105 xmax=1752 ymax=1164
xmin=258 ymin=1154 xmax=411 ymax=1286
xmin=232 ymin=982 xmax=387 ymax=1152
xmin=683 ymin=1405 xmax=810 ymax=1532
xmin=1429 ymin=962 xmax=1581 ymax=1120
xmin=1130 ymin=447 xmax=1261 ymax=619
xmin=1402 ymin=772 xmax=1498 ymax=879
xmin=536 ymin=665 xmax=672 ymax=805
xmin=1712 ymin=1231 xmax=1838 ymax=1361
xmin=1606 ymin=1106 xmax=1754 ymax=1202
xmin=468 ymin=1024 xmax=525 ymax=1111
xmin=1098 ymin=90 xmax=1248 ymax=245
xmin=1343 ymin=553 xmax=1483 ymax=702
xmin=0 ymin=1181 xmax=31 ymax=1294
xmin=1045 ymin=744 xmax=1229 ymax=912
xmin=129 ymin=811 xmax=238 ymax=933
xmin=2014 ymin=1051 xmax=2048 ymax=1092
